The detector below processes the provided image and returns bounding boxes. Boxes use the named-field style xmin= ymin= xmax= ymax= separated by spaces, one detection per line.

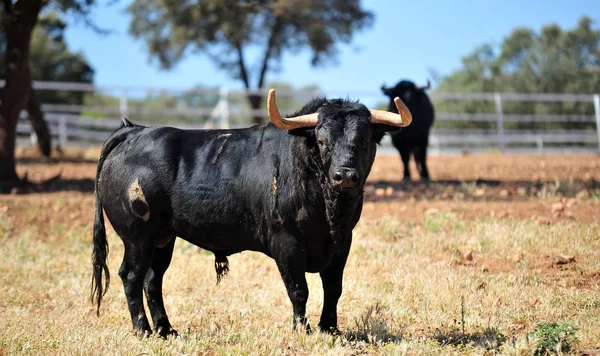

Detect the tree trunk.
xmin=26 ymin=86 xmax=51 ymax=156
xmin=246 ymin=93 xmax=264 ymax=125
xmin=0 ymin=0 xmax=43 ymax=191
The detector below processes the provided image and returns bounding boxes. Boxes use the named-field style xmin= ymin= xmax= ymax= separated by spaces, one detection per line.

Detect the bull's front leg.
xmin=272 ymin=233 xmax=310 ymax=332
xmin=318 ymin=235 xmax=351 ymax=334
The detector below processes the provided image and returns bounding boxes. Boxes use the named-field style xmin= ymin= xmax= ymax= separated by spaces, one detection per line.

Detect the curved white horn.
xmin=267 ymin=89 xmax=319 ymax=130
xmin=370 ymin=97 xmax=412 ymax=127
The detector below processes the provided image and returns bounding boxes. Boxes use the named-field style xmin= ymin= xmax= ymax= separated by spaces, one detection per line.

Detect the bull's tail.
xmin=91 ymin=189 xmax=110 ymax=316
xmin=91 ymin=117 xmax=136 ymax=316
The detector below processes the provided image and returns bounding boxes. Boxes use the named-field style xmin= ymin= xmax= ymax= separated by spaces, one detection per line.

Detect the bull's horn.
xmin=417 ymin=79 xmax=431 ymax=91
xmin=267 ymin=89 xmax=319 ymax=130
xmin=370 ymin=97 xmax=412 ymax=127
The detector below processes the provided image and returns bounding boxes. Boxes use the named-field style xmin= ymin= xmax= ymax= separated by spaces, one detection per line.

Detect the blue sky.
xmin=64 ymin=0 xmax=599 ymax=99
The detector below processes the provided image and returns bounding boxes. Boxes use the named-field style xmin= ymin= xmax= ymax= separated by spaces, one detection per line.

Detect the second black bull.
xmin=381 ymin=80 xmax=435 ymax=181
xmin=91 ymin=89 xmax=413 ymax=337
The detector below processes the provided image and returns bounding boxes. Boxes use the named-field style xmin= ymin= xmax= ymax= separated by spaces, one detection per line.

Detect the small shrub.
xmin=531 ymin=322 xmax=579 ymax=355
xmin=348 ymin=302 xmax=397 ymax=344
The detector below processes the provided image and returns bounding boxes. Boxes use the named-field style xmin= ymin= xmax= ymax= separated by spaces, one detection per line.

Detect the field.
xmin=1 ymin=150 xmax=599 ymax=355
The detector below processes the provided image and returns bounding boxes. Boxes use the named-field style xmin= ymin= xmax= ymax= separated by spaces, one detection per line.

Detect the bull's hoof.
xmin=155 ymin=326 xmax=179 ymax=339
xmin=306 ymin=324 xmax=313 ymax=335
xmin=318 ymin=324 xmax=341 ymax=335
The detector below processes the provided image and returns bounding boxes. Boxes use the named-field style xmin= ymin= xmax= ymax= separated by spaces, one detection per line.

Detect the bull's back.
xmin=98 ymin=124 xmax=283 ymax=253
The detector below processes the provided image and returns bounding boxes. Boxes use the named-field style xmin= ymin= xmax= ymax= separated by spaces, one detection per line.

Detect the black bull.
xmin=91 ymin=90 xmax=412 ymax=337
xmin=381 ymin=80 xmax=435 ymax=181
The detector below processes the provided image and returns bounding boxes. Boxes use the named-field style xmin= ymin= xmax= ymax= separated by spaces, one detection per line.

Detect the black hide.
xmin=381 ymin=80 xmax=435 ymax=181
xmin=91 ymin=97 xmax=397 ymax=337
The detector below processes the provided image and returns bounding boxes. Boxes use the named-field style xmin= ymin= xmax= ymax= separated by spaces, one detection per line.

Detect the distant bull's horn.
xmin=417 ymin=79 xmax=431 ymax=91
xmin=268 ymin=89 xmax=319 ymax=130
xmin=370 ymin=97 xmax=412 ymax=127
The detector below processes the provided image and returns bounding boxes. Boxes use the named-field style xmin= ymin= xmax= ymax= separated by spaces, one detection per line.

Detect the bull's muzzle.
xmin=332 ymin=167 xmax=360 ymax=190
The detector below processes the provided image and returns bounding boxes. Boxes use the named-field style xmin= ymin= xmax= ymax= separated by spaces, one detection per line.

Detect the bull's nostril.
xmin=333 ymin=172 xmax=343 ymax=182
xmin=351 ymin=173 xmax=358 ymax=182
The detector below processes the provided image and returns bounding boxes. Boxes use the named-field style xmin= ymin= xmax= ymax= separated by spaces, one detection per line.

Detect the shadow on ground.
xmin=365 ymin=179 xmax=600 ymax=202
xmin=432 ymin=326 xmax=508 ymax=352
xmin=1 ymin=176 xmax=95 ymax=194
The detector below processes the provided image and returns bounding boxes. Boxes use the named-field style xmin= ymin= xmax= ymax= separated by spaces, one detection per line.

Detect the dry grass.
xmin=1 ymin=206 xmax=599 ymax=355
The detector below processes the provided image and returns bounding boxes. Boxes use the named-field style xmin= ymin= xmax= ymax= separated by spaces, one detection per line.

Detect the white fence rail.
xmin=11 ymin=80 xmax=600 ymax=154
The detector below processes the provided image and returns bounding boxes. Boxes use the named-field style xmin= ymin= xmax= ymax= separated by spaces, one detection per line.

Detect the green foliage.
xmin=127 ymin=0 xmax=373 ymax=73
xmin=127 ymin=0 xmax=372 ymax=121
xmin=531 ymin=322 xmax=579 ymax=355
xmin=434 ymin=16 xmax=600 ymax=130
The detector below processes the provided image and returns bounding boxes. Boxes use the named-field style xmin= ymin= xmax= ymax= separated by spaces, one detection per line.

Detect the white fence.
xmin=12 ymin=80 xmax=600 ymax=155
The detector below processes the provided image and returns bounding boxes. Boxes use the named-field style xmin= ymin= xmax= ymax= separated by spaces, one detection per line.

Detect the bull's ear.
xmin=372 ymin=124 xmax=401 ymax=144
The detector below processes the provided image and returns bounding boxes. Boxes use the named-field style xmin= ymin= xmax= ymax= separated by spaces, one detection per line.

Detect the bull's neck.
xmin=300 ymin=136 xmax=364 ymax=247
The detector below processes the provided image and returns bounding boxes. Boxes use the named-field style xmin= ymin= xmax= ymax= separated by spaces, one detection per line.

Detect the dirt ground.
xmin=1 ymin=150 xmax=598 ymax=236
xmin=1 ymin=150 xmax=600 ymax=353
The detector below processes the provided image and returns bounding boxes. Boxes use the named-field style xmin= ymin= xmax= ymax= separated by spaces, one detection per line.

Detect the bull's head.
xmin=381 ymin=80 xmax=430 ymax=110
xmin=267 ymin=89 xmax=412 ymax=192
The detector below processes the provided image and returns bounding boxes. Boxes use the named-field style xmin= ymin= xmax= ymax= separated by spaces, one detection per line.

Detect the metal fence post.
xmin=594 ymin=94 xmax=600 ymax=153
xmin=494 ymin=93 xmax=505 ymax=152
xmin=120 ymin=88 xmax=128 ymax=118
xmin=59 ymin=116 xmax=67 ymax=146
xmin=536 ymin=135 xmax=544 ymax=154
xmin=30 ymin=131 xmax=38 ymax=147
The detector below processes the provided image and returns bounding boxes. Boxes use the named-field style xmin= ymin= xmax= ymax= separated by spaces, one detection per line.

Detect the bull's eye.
xmin=318 ymin=138 xmax=326 ymax=146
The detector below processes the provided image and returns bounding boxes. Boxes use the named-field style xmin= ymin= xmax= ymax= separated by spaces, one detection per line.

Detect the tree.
xmin=434 ymin=16 xmax=600 ymax=130
xmin=0 ymin=12 xmax=95 ymax=157
xmin=128 ymin=0 xmax=374 ymax=124
xmin=27 ymin=12 xmax=94 ymax=105
xmin=0 ymin=0 xmax=101 ymax=191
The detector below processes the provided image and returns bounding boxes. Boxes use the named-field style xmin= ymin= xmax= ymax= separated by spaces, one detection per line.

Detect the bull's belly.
xmin=305 ymin=257 xmax=333 ymax=273
xmin=172 ymin=218 xmax=268 ymax=255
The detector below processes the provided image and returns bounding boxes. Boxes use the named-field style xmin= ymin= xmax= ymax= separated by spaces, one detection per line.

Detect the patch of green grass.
xmin=423 ymin=212 xmax=449 ymax=233
xmin=531 ymin=322 xmax=579 ymax=355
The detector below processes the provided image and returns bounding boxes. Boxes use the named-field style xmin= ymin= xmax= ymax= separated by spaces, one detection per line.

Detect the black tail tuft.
xmin=91 ymin=196 xmax=110 ymax=316
xmin=214 ymin=254 xmax=229 ymax=285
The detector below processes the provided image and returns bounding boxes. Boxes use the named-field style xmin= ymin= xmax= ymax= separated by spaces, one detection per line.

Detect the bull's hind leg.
xmin=318 ymin=239 xmax=351 ymax=334
xmin=399 ymin=148 xmax=412 ymax=181
xmin=391 ymin=135 xmax=412 ymax=181
xmin=144 ymin=236 xmax=177 ymax=338
xmin=119 ymin=240 xmax=154 ymax=336
xmin=414 ymin=139 xmax=430 ymax=181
